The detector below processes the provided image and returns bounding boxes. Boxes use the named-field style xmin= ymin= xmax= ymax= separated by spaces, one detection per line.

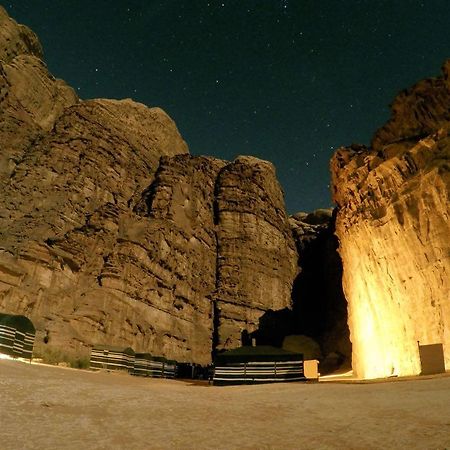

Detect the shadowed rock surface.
xmin=331 ymin=61 xmax=450 ymax=379
xmin=290 ymin=209 xmax=351 ymax=371
xmin=0 ymin=9 xmax=297 ymax=364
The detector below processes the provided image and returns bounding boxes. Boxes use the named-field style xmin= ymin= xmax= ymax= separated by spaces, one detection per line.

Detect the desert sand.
xmin=1 ymin=359 xmax=449 ymax=450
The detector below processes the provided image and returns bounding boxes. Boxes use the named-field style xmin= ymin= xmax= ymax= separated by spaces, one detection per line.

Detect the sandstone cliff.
xmin=214 ymin=156 xmax=298 ymax=351
xmin=331 ymin=62 xmax=450 ymax=379
xmin=0 ymin=8 xmax=297 ymax=364
xmin=0 ymin=6 xmax=78 ymax=183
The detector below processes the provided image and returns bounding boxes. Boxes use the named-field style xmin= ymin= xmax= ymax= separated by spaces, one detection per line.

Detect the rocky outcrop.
xmin=0 ymin=6 xmax=42 ymax=62
xmin=98 ymin=154 xmax=227 ymax=364
xmin=372 ymin=60 xmax=450 ymax=152
xmin=331 ymin=61 xmax=450 ymax=379
xmin=0 ymin=6 xmax=78 ymax=182
xmin=0 ymin=9 xmax=297 ymax=364
xmin=0 ymin=8 xmax=209 ymax=362
xmin=0 ymin=151 xmax=297 ymax=365
xmin=214 ymin=156 xmax=298 ymax=351
xmin=0 ymin=98 xmax=191 ymax=360
xmin=289 ymin=209 xmax=351 ymax=371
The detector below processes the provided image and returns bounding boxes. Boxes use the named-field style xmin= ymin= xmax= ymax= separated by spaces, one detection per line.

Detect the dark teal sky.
xmin=5 ymin=1 xmax=450 ymax=213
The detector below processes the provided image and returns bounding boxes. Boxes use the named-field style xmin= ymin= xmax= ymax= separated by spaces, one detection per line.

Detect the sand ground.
xmin=1 ymin=359 xmax=450 ymax=450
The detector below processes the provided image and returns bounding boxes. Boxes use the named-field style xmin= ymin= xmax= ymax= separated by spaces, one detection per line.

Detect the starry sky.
xmin=4 ymin=1 xmax=450 ymax=213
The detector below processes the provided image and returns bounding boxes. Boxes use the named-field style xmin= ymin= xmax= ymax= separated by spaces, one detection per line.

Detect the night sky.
xmin=4 ymin=1 xmax=450 ymax=213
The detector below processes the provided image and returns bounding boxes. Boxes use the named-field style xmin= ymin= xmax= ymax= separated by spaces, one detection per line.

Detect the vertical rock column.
xmin=214 ymin=156 xmax=298 ymax=350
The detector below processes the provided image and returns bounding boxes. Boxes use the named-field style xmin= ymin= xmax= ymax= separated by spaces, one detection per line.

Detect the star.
xmin=8 ymin=0 xmax=449 ymax=213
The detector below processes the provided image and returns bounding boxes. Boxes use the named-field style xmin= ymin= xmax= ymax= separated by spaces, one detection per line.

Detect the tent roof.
xmin=165 ymin=359 xmax=177 ymax=364
xmin=134 ymin=354 xmax=177 ymax=363
xmin=135 ymin=352 xmax=154 ymax=359
xmin=0 ymin=312 xmax=35 ymax=334
xmin=92 ymin=345 xmax=135 ymax=355
xmin=135 ymin=353 xmax=164 ymax=361
xmin=214 ymin=345 xmax=303 ymax=364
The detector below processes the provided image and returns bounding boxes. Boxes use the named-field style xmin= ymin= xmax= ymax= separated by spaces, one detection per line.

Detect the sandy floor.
xmin=1 ymin=359 xmax=450 ymax=450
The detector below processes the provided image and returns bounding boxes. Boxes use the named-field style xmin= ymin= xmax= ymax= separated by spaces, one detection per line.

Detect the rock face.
xmin=0 ymin=6 xmax=78 ymax=182
xmin=331 ymin=62 xmax=450 ymax=379
xmin=214 ymin=156 xmax=298 ymax=350
xmin=0 ymin=9 xmax=297 ymax=364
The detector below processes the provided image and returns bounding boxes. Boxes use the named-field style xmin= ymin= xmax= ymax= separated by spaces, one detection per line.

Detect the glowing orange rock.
xmin=331 ymin=62 xmax=450 ymax=379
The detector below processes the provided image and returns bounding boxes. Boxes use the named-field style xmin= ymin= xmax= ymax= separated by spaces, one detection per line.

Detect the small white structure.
xmin=303 ymin=359 xmax=319 ymax=380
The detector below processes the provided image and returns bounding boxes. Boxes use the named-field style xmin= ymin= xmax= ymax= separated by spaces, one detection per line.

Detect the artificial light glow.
xmin=345 ymin=249 xmax=421 ymax=380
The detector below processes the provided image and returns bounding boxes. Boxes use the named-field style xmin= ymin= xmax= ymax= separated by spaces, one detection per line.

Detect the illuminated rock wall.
xmin=331 ymin=62 xmax=450 ymax=379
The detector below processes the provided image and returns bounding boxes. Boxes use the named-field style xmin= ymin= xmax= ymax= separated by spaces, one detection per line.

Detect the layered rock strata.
xmin=331 ymin=62 xmax=450 ymax=379
xmin=0 ymin=6 xmax=78 ymax=182
xmin=0 ymin=8 xmax=297 ymax=364
xmin=214 ymin=156 xmax=298 ymax=350
xmin=0 ymin=98 xmax=191 ymax=360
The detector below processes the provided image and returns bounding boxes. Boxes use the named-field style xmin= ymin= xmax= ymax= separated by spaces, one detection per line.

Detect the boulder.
xmin=282 ymin=334 xmax=322 ymax=360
